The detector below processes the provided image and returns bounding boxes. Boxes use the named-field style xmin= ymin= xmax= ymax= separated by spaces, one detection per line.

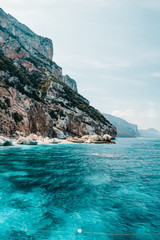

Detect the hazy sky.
xmin=1 ymin=0 xmax=160 ymax=130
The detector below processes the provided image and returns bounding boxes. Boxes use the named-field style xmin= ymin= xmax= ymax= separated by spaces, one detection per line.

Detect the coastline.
xmin=0 ymin=133 xmax=116 ymax=146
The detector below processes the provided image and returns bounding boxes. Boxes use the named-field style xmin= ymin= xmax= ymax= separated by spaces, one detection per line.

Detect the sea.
xmin=0 ymin=138 xmax=159 ymax=240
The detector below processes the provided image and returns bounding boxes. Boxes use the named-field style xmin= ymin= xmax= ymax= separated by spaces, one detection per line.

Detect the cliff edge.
xmin=0 ymin=8 xmax=117 ymax=139
xmin=103 ymin=113 xmax=139 ymax=138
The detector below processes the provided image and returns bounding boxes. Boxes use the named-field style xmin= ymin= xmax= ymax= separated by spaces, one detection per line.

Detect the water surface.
xmin=0 ymin=138 xmax=160 ymax=239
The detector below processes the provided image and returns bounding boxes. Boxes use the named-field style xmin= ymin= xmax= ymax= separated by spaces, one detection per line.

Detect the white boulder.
xmin=28 ymin=134 xmax=38 ymax=141
xmin=81 ymin=135 xmax=90 ymax=140
xmin=84 ymin=138 xmax=92 ymax=144
xmin=16 ymin=136 xmax=37 ymax=145
xmin=0 ymin=136 xmax=12 ymax=146
xmin=102 ymin=134 xmax=112 ymax=141
xmin=90 ymin=135 xmax=102 ymax=142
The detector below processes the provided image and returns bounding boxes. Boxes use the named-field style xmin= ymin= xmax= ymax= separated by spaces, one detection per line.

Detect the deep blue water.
xmin=0 ymin=138 xmax=160 ymax=240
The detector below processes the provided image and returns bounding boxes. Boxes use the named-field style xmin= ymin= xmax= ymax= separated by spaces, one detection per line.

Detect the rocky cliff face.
xmin=0 ymin=8 xmax=53 ymax=61
xmin=62 ymin=75 xmax=78 ymax=93
xmin=103 ymin=113 xmax=139 ymax=138
xmin=0 ymin=8 xmax=117 ymax=139
xmin=0 ymin=8 xmax=77 ymax=91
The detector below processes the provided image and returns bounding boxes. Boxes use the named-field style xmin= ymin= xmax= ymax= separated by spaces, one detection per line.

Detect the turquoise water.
xmin=0 ymin=138 xmax=160 ymax=239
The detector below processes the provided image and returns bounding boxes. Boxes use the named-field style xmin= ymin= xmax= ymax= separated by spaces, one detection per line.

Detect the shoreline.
xmin=0 ymin=133 xmax=116 ymax=146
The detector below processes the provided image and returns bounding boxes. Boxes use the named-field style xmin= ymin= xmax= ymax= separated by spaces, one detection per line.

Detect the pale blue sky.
xmin=1 ymin=0 xmax=160 ymax=130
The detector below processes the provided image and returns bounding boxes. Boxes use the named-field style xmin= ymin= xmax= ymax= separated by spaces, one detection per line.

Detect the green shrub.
xmin=0 ymin=50 xmax=111 ymax=127
xmin=5 ymin=98 xmax=10 ymax=107
xmin=37 ymin=79 xmax=51 ymax=99
xmin=0 ymin=100 xmax=7 ymax=110
xmin=49 ymin=110 xmax=58 ymax=120
xmin=12 ymin=112 xmax=23 ymax=123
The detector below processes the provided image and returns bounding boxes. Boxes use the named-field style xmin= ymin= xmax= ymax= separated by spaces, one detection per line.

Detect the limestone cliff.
xmin=0 ymin=8 xmax=77 ymax=90
xmin=62 ymin=75 xmax=78 ymax=93
xmin=103 ymin=113 xmax=139 ymax=138
xmin=139 ymin=128 xmax=160 ymax=138
xmin=0 ymin=8 xmax=53 ymax=61
xmin=0 ymin=8 xmax=117 ymax=139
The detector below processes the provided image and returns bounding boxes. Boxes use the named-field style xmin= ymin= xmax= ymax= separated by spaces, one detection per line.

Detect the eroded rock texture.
xmin=0 ymin=8 xmax=117 ymax=138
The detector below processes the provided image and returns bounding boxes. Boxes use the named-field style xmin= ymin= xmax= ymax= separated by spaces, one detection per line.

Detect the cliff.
xmin=139 ymin=128 xmax=160 ymax=138
xmin=0 ymin=8 xmax=77 ymax=91
xmin=62 ymin=75 xmax=78 ymax=93
xmin=0 ymin=8 xmax=53 ymax=60
xmin=0 ymin=8 xmax=116 ymax=139
xmin=103 ymin=113 xmax=139 ymax=138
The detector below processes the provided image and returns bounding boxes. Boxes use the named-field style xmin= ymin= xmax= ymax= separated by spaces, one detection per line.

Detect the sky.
xmin=1 ymin=0 xmax=160 ymax=130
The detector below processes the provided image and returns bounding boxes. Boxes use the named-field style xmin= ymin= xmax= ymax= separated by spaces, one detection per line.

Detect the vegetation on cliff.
xmin=0 ymin=7 xmax=117 ymax=138
xmin=0 ymin=50 xmax=111 ymax=127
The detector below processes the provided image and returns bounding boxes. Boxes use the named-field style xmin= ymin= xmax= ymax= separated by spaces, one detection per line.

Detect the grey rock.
xmin=0 ymin=8 xmax=117 ymax=139
xmin=103 ymin=113 xmax=139 ymax=138
xmin=62 ymin=75 xmax=78 ymax=92
xmin=0 ymin=8 xmax=53 ymax=60
xmin=0 ymin=8 xmax=77 ymax=92
xmin=0 ymin=136 xmax=12 ymax=146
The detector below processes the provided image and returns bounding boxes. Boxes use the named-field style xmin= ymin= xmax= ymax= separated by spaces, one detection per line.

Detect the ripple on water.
xmin=90 ymin=153 xmax=119 ymax=158
xmin=85 ymin=174 xmax=111 ymax=186
xmin=0 ymin=139 xmax=159 ymax=239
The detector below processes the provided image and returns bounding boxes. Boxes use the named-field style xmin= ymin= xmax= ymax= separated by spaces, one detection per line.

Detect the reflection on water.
xmin=0 ymin=139 xmax=160 ymax=239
